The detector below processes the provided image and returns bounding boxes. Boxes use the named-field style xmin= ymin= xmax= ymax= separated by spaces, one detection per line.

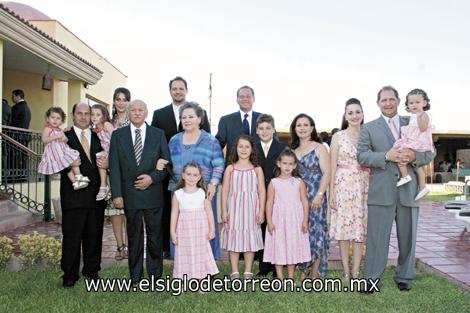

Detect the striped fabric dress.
xmin=221 ymin=167 xmax=263 ymax=252
xmin=38 ymin=127 xmax=80 ymax=175
xmin=95 ymin=127 xmax=112 ymax=159
xmin=173 ymin=188 xmax=219 ymax=279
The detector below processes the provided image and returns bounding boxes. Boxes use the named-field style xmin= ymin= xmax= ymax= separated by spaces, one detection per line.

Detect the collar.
xmin=130 ymin=122 xmax=146 ymax=132
xmin=240 ymin=110 xmax=253 ymax=119
xmin=382 ymin=114 xmax=400 ymax=124
xmin=261 ymin=139 xmax=273 ymax=149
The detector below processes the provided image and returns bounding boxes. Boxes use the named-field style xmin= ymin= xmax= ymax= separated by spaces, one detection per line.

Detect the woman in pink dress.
xmin=38 ymin=107 xmax=89 ymax=190
xmin=171 ymin=161 xmax=218 ymax=279
xmin=329 ymin=98 xmax=369 ymax=282
xmin=264 ymin=148 xmax=311 ymax=279
xmin=393 ymin=89 xmax=434 ymax=200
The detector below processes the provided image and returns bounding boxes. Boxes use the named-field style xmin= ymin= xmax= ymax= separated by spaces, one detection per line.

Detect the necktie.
xmin=134 ymin=129 xmax=143 ymax=166
xmin=263 ymin=144 xmax=269 ymax=158
xmin=242 ymin=113 xmax=250 ymax=135
xmin=80 ymin=130 xmax=90 ymax=160
xmin=388 ymin=118 xmax=400 ymax=140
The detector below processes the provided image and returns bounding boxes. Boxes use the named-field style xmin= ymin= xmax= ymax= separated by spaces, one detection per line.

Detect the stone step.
xmin=0 ymin=209 xmax=43 ymax=234
xmin=0 ymin=200 xmax=18 ymax=215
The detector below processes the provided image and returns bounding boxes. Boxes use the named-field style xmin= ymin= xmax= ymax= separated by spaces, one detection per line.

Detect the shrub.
xmin=18 ymin=232 xmax=61 ymax=268
xmin=0 ymin=236 xmax=14 ymax=268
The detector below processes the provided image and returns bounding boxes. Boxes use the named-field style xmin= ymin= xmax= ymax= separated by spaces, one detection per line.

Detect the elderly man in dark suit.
xmin=150 ymin=76 xmax=210 ymax=257
xmin=60 ymin=102 xmax=107 ymax=288
xmin=216 ymin=85 xmax=261 ymax=162
xmin=110 ymin=100 xmax=170 ymax=284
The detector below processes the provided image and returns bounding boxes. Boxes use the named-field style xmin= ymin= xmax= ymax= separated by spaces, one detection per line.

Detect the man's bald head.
xmin=72 ymin=102 xmax=91 ymax=129
xmin=128 ymin=99 xmax=148 ymax=127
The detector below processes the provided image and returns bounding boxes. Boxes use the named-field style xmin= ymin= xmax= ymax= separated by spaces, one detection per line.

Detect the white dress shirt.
xmin=130 ymin=123 xmax=147 ymax=146
xmin=172 ymin=103 xmax=181 ymax=128
xmin=73 ymin=126 xmax=91 ymax=145
xmin=261 ymin=139 xmax=273 ymax=157
xmin=382 ymin=114 xmax=401 ymax=137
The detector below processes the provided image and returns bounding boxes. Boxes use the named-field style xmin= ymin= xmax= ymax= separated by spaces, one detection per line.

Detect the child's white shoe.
xmin=73 ymin=180 xmax=88 ymax=190
xmin=397 ymin=175 xmax=412 ymax=187
xmin=96 ymin=186 xmax=109 ymax=201
xmin=415 ymin=186 xmax=430 ymax=201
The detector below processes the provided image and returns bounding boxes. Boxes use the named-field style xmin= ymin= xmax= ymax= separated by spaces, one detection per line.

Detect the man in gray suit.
xmin=109 ymin=100 xmax=170 ymax=284
xmin=357 ymin=86 xmax=435 ymax=292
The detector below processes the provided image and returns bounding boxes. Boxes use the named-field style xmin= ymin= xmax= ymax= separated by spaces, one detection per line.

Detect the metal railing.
xmin=0 ymin=127 xmax=51 ymax=221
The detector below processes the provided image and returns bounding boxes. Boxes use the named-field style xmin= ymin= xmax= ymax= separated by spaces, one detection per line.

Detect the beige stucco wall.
xmin=2 ymin=69 xmax=54 ymax=131
xmin=30 ymin=20 xmax=127 ymax=105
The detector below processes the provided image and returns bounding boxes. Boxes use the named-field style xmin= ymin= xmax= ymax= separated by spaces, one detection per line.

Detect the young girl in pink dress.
xmin=394 ymin=89 xmax=434 ymax=200
xmin=38 ymin=107 xmax=89 ymax=190
xmin=171 ymin=161 xmax=218 ymax=279
xmin=91 ymin=104 xmax=114 ymax=201
xmin=264 ymin=148 xmax=311 ymax=279
xmin=221 ymin=135 xmax=266 ymax=280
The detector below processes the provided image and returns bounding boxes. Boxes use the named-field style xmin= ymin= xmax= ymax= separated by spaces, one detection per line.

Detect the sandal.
xmin=115 ymin=246 xmax=124 ymax=261
xmin=96 ymin=186 xmax=109 ymax=201
xmin=73 ymin=180 xmax=88 ymax=190
xmin=230 ymin=272 xmax=240 ymax=280
xmin=121 ymin=244 xmax=128 ymax=259
xmin=243 ymin=272 xmax=253 ymax=280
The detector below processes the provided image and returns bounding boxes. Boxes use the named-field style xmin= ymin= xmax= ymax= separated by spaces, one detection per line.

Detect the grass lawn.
xmin=1 ymin=264 xmax=469 ymax=313
xmin=422 ymin=192 xmax=461 ymax=202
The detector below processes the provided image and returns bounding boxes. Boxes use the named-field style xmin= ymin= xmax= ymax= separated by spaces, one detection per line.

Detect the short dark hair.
xmin=179 ymin=101 xmax=205 ymax=127
xmin=72 ymin=102 xmax=91 ymax=115
xmin=45 ymin=106 xmax=66 ymax=122
xmin=256 ymin=114 xmax=275 ymax=128
xmin=236 ymin=85 xmax=255 ymax=98
xmin=405 ymin=88 xmax=431 ymax=111
xmin=376 ymin=85 xmax=399 ymax=102
xmin=2 ymin=99 xmax=7 ymax=106
xmin=169 ymin=76 xmax=188 ymax=90
xmin=12 ymin=89 xmax=24 ymax=99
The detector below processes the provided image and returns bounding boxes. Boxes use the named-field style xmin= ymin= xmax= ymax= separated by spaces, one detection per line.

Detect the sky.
xmin=10 ymin=0 xmax=470 ymax=132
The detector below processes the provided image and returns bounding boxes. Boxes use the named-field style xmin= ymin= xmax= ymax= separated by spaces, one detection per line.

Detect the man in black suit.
xmin=10 ymin=90 xmax=32 ymax=181
xmin=255 ymin=114 xmax=286 ymax=277
xmin=60 ymin=102 xmax=107 ymax=288
xmin=10 ymin=89 xmax=31 ymax=129
xmin=216 ymin=85 xmax=261 ymax=162
xmin=110 ymin=100 xmax=170 ymax=284
xmin=150 ymin=76 xmax=210 ymax=257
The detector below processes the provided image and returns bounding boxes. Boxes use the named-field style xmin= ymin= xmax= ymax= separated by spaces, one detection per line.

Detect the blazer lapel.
xmin=139 ymin=124 xmax=153 ymax=169
xmin=122 ymin=125 xmax=137 ymax=167
xmin=165 ymin=104 xmax=179 ymax=134
xmin=68 ymin=129 xmax=93 ymax=165
xmin=251 ymin=112 xmax=259 ymax=135
xmin=377 ymin=116 xmax=396 ymax=144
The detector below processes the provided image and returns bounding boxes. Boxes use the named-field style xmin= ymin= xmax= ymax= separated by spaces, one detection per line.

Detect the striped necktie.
xmin=134 ymin=128 xmax=143 ymax=166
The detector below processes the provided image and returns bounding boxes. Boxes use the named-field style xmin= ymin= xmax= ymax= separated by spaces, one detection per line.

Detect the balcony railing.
xmin=0 ymin=126 xmax=51 ymax=221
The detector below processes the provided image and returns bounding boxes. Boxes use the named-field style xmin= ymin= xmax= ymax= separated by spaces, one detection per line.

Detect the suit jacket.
xmin=357 ymin=116 xmax=435 ymax=208
xmin=256 ymin=139 xmax=287 ymax=188
xmin=216 ymin=111 xmax=261 ymax=161
xmin=2 ymin=102 xmax=11 ymax=125
xmin=60 ymin=129 xmax=105 ymax=210
xmin=151 ymin=104 xmax=211 ymax=142
xmin=10 ymin=100 xmax=31 ymax=129
xmin=109 ymin=124 xmax=170 ymax=210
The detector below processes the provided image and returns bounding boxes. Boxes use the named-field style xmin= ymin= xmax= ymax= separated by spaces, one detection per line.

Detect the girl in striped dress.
xmin=38 ymin=107 xmax=89 ymax=190
xmin=221 ymin=135 xmax=266 ymax=280
xmin=171 ymin=161 xmax=218 ymax=279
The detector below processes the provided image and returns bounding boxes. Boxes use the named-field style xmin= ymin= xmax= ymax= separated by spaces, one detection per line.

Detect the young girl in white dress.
xmin=38 ymin=107 xmax=89 ymax=190
xmin=394 ymin=89 xmax=434 ymax=200
xmin=171 ymin=161 xmax=218 ymax=279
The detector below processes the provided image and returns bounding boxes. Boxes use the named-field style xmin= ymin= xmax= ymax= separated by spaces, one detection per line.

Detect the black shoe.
xmin=256 ymin=271 xmax=270 ymax=277
xmin=359 ymin=280 xmax=380 ymax=294
xmin=62 ymin=278 xmax=78 ymax=288
xmin=397 ymin=282 xmax=411 ymax=291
